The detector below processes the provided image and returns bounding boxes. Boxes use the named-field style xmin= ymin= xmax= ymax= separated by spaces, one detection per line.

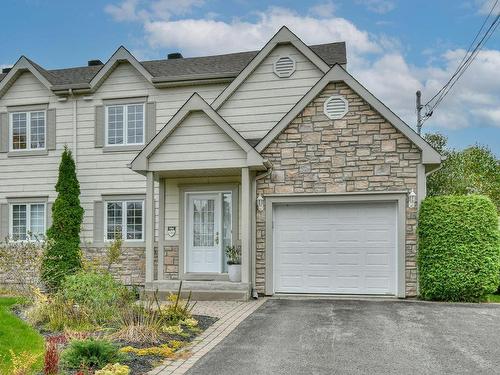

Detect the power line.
xmin=425 ymin=13 xmax=500 ymax=119
xmin=425 ymin=0 xmax=499 ymax=106
xmin=416 ymin=0 xmax=500 ymax=133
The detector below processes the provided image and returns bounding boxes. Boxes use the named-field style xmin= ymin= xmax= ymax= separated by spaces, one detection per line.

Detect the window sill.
xmin=102 ymin=145 xmax=144 ymax=153
xmin=8 ymin=149 xmax=49 ymax=157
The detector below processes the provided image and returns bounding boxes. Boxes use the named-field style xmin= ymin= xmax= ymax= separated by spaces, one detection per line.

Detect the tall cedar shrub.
xmin=417 ymin=195 xmax=500 ymax=302
xmin=41 ymin=146 xmax=84 ymax=290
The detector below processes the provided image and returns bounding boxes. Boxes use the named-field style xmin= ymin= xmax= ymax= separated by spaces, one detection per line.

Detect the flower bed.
xmin=7 ymin=278 xmax=216 ymax=374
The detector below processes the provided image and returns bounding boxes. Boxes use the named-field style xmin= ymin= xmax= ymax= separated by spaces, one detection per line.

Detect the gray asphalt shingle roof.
xmin=0 ymin=42 xmax=346 ymax=87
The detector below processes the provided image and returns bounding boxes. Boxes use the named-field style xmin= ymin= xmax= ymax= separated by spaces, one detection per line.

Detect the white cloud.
xmin=105 ymin=0 xmax=204 ymax=22
xmin=355 ymin=0 xmax=396 ymax=14
xmin=309 ymin=1 xmax=336 ymax=18
xmin=144 ymin=7 xmax=380 ymax=56
xmin=105 ymin=1 xmax=500 ymax=132
xmin=477 ymin=0 xmax=500 ymax=15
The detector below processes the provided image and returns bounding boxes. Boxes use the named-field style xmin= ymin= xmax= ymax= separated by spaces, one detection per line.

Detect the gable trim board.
xmin=0 ymin=57 xmax=53 ymax=97
xmin=255 ymin=64 xmax=442 ymax=165
xmin=130 ymin=92 xmax=266 ymax=173
xmin=211 ymin=26 xmax=331 ymax=110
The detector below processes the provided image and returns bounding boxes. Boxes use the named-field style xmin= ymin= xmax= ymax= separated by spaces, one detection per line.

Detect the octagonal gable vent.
xmin=274 ymin=56 xmax=296 ymax=78
xmin=324 ymin=95 xmax=348 ymax=119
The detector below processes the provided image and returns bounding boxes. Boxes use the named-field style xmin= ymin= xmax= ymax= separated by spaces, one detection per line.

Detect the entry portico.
xmin=130 ymin=93 xmax=267 ymax=299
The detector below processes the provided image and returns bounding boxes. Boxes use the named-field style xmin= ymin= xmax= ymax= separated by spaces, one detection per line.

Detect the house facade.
xmin=0 ymin=27 xmax=441 ymax=299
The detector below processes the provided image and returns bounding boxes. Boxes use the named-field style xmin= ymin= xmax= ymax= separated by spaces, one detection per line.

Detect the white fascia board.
xmin=130 ymin=93 xmax=264 ymax=172
xmin=89 ymin=46 xmax=154 ymax=91
xmin=212 ymin=26 xmax=330 ymax=110
xmin=0 ymin=57 xmax=53 ymax=98
xmin=256 ymin=65 xmax=442 ymax=164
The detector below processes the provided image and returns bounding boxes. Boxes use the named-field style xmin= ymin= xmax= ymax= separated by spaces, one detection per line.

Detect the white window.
xmin=105 ymin=103 xmax=144 ymax=146
xmin=10 ymin=111 xmax=46 ymax=150
xmin=105 ymin=200 xmax=144 ymax=241
xmin=10 ymin=203 xmax=46 ymax=241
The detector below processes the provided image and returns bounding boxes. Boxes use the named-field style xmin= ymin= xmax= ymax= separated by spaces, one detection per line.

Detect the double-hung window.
xmin=105 ymin=200 xmax=144 ymax=241
xmin=10 ymin=111 xmax=46 ymax=150
xmin=10 ymin=203 xmax=46 ymax=241
xmin=106 ymin=103 xmax=144 ymax=146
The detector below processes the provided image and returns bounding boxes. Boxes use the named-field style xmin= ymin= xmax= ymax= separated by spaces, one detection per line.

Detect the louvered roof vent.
xmin=273 ymin=56 xmax=296 ymax=78
xmin=324 ymin=95 xmax=348 ymax=119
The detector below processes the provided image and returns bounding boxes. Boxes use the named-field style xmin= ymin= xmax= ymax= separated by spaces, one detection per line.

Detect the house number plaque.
xmin=167 ymin=226 xmax=176 ymax=237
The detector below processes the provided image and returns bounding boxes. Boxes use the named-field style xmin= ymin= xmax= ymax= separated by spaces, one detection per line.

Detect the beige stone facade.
xmin=256 ymin=82 xmax=421 ymax=296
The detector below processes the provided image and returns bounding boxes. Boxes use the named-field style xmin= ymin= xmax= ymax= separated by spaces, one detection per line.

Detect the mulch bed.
xmin=12 ymin=304 xmax=218 ymax=375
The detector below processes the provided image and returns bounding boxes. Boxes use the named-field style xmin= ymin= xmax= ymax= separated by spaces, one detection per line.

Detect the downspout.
xmin=250 ymin=159 xmax=273 ymax=299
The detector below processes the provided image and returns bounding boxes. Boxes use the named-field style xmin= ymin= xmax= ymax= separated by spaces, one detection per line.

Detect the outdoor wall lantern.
xmin=257 ymin=194 xmax=265 ymax=212
xmin=408 ymin=189 xmax=417 ymax=208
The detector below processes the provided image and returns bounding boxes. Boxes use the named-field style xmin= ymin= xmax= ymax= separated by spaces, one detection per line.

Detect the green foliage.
xmin=60 ymin=270 xmax=132 ymax=325
xmin=0 ymin=297 xmax=44 ymax=374
xmin=424 ymin=133 xmax=500 ymax=211
xmin=61 ymin=339 xmax=127 ymax=371
xmin=417 ymin=195 xmax=500 ymax=302
xmin=41 ymin=146 xmax=84 ymax=290
xmin=225 ymin=245 xmax=241 ymax=265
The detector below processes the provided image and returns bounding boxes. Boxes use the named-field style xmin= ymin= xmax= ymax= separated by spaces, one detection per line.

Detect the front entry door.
xmin=186 ymin=193 xmax=221 ymax=273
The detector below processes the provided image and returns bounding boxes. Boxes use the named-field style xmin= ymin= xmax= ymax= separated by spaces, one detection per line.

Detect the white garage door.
xmin=273 ymin=202 xmax=397 ymax=295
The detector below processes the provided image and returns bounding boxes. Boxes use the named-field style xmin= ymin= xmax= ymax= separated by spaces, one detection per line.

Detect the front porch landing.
xmin=145 ymin=280 xmax=252 ymax=301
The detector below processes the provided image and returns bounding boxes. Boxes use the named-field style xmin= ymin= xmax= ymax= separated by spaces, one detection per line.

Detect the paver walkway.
xmin=148 ymin=298 xmax=266 ymax=375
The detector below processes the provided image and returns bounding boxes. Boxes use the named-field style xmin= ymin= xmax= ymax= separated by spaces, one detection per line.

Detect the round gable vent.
xmin=273 ymin=56 xmax=296 ymax=78
xmin=323 ymin=95 xmax=348 ymax=119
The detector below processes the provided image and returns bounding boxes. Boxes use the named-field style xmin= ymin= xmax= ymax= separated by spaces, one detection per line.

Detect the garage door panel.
xmin=274 ymin=202 xmax=397 ymax=295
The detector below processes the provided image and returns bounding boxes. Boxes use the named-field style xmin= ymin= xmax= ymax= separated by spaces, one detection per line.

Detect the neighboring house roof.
xmin=255 ymin=64 xmax=442 ymax=165
xmin=130 ymin=93 xmax=265 ymax=173
xmin=0 ymin=40 xmax=346 ymax=90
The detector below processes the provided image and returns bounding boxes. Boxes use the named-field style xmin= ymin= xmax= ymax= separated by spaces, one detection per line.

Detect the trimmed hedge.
xmin=417 ymin=195 xmax=500 ymax=302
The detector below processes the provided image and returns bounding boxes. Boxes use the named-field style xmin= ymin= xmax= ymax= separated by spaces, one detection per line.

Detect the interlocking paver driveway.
xmin=186 ymin=298 xmax=500 ymax=375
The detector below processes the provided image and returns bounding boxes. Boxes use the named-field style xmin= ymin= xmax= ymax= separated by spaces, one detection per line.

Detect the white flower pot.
xmin=228 ymin=264 xmax=241 ymax=282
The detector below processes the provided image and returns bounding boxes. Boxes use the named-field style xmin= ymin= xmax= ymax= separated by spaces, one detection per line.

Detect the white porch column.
xmin=157 ymin=178 xmax=165 ymax=280
xmin=145 ymin=171 xmax=155 ymax=283
xmin=241 ymin=167 xmax=251 ymax=284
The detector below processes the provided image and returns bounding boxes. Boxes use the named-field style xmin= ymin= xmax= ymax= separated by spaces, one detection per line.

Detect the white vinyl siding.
xmin=148 ymin=111 xmax=247 ymax=171
xmin=10 ymin=110 xmax=46 ymax=150
xmin=218 ymin=44 xmax=323 ymax=139
xmin=105 ymin=103 xmax=144 ymax=146
xmin=10 ymin=202 xmax=46 ymax=241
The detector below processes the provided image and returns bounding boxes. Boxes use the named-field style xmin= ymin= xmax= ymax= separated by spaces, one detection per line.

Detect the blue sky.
xmin=1 ymin=0 xmax=499 ymax=153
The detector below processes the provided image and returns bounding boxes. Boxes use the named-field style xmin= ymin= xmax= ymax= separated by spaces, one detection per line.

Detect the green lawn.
xmin=0 ymin=297 xmax=44 ymax=374
xmin=485 ymin=294 xmax=500 ymax=303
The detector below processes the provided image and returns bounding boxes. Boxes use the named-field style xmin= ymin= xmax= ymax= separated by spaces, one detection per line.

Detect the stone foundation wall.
xmin=256 ymin=82 xmax=421 ymax=296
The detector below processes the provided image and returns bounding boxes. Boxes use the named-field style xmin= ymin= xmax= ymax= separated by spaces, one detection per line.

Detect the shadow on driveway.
xmin=187 ymin=299 xmax=500 ymax=375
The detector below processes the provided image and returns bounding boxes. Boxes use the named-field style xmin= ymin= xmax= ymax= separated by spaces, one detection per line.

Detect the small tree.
xmin=424 ymin=133 xmax=500 ymax=212
xmin=41 ymin=146 xmax=84 ymax=290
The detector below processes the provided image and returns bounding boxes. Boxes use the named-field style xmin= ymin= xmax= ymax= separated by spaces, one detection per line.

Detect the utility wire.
xmin=421 ymin=0 xmax=500 ymax=123
xmin=425 ymin=0 xmax=498 ymax=106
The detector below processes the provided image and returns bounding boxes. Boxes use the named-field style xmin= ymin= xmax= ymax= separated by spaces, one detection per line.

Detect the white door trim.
xmin=264 ymin=192 xmax=407 ymax=298
xmin=185 ymin=192 xmax=221 ymax=273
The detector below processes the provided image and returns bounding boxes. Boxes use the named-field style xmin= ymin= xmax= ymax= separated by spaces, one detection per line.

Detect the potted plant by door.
xmin=225 ymin=245 xmax=241 ymax=282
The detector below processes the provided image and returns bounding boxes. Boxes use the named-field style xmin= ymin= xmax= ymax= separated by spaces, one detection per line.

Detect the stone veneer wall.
xmin=256 ymin=82 xmax=421 ymax=296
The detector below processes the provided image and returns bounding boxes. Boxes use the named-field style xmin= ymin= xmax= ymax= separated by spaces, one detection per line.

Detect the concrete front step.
xmin=145 ymin=280 xmax=251 ymax=301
